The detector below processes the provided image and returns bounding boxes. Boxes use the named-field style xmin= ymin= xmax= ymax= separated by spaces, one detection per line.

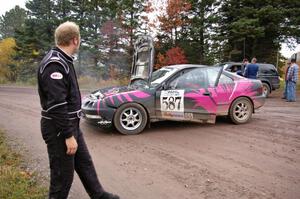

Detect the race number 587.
xmin=161 ymin=90 xmax=184 ymax=112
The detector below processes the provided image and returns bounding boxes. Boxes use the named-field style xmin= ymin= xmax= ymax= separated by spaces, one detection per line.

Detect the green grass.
xmin=0 ymin=130 xmax=47 ymax=199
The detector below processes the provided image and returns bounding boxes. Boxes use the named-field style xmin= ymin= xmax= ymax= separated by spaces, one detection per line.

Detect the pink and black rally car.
xmin=81 ymin=36 xmax=265 ymax=135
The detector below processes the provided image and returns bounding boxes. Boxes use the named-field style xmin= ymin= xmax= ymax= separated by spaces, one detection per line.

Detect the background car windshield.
xmin=151 ymin=67 xmax=177 ymax=85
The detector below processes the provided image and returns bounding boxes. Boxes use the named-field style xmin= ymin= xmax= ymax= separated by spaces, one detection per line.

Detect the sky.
xmin=0 ymin=0 xmax=26 ymax=16
xmin=1 ymin=0 xmax=299 ymax=59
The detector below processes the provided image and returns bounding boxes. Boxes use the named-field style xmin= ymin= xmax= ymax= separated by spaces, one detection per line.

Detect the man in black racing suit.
xmin=37 ymin=21 xmax=120 ymax=199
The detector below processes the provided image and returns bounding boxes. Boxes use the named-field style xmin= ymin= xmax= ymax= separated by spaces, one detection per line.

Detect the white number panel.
xmin=160 ymin=90 xmax=184 ymax=112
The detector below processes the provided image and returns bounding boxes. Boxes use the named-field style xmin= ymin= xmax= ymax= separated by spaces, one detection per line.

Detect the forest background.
xmin=0 ymin=0 xmax=299 ymax=88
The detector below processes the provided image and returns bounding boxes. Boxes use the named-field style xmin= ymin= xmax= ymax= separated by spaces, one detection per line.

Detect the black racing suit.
xmin=38 ymin=47 xmax=104 ymax=199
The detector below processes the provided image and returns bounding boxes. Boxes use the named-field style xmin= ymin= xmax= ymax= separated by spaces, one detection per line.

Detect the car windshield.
xmin=216 ymin=63 xmax=230 ymax=71
xmin=151 ymin=67 xmax=178 ymax=86
xmin=214 ymin=63 xmax=225 ymax=67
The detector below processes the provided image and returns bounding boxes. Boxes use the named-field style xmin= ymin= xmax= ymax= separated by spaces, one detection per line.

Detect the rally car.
xmin=81 ymin=36 xmax=266 ymax=135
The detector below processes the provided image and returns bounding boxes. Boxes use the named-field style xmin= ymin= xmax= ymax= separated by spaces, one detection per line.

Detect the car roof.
xmin=165 ymin=64 xmax=212 ymax=70
xmin=221 ymin=62 xmax=275 ymax=67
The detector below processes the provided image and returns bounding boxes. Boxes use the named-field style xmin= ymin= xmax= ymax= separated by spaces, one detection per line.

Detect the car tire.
xmin=113 ymin=103 xmax=148 ymax=135
xmin=229 ymin=97 xmax=253 ymax=124
xmin=262 ymin=82 xmax=270 ymax=97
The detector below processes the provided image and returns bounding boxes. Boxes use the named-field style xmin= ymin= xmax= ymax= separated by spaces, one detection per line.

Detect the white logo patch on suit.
xmin=50 ymin=72 xmax=63 ymax=80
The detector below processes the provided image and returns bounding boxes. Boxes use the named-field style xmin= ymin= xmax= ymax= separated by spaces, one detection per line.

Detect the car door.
xmin=212 ymin=72 xmax=236 ymax=115
xmin=155 ymin=67 xmax=221 ymax=123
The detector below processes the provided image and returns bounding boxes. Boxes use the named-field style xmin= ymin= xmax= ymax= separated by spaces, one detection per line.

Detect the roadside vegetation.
xmin=0 ymin=129 xmax=47 ymax=199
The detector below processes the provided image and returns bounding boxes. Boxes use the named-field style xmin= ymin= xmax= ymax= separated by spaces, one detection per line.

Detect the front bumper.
xmin=81 ymin=97 xmax=116 ymax=125
xmin=82 ymin=108 xmax=113 ymax=126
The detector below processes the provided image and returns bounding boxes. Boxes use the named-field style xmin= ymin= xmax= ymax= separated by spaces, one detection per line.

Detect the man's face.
xmin=72 ymin=36 xmax=81 ymax=54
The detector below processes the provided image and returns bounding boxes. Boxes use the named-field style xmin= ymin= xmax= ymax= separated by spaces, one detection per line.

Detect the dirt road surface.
xmin=0 ymin=86 xmax=299 ymax=199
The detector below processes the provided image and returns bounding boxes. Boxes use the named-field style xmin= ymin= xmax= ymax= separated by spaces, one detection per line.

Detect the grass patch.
xmin=0 ymin=130 xmax=47 ymax=199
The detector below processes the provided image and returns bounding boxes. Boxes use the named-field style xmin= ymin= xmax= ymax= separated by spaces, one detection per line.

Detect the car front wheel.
xmin=229 ymin=97 xmax=253 ymax=124
xmin=113 ymin=103 xmax=148 ymax=135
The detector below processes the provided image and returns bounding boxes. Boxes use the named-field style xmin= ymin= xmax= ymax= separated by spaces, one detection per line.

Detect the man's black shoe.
xmin=99 ymin=191 xmax=120 ymax=199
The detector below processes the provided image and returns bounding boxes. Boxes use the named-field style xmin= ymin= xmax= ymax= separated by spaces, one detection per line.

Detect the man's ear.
xmin=73 ymin=37 xmax=79 ymax=46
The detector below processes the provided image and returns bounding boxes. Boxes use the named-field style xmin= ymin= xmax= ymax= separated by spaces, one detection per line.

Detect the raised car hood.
xmin=92 ymin=86 xmax=132 ymax=98
xmin=130 ymin=35 xmax=155 ymax=85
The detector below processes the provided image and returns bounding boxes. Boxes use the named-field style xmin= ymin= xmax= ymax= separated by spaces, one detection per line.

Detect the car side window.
xmin=218 ymin=74 xmax=234 ymax=85
xmin=206 ymin=67 xmax=221 ymax=87
xmin=230 ymin=65 xmax=241 ymax=72
xmin=169 ymin=67 xmax=221 ymax=89
xmin=259 ymin=65 xmax=278 ymax=75
xmin=269 ymin=68 xmax=278 ymax=75
xmin=259 ymin=66 xmax=269 ymax=75
xmin=169 ymin=69 xmax=204 ymax=89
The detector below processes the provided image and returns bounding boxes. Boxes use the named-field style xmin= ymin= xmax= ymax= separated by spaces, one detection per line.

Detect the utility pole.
xmin=276 ymin=50 xmax=279 ymax=69
xmin=243 ymin=37 xmax=246 ymax=59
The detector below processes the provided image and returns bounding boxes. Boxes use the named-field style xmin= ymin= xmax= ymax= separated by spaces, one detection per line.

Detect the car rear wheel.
xmin=113 ymin=103 xmax=148 ymax=135
xmin=262 ymin=82 xmax=270 ymax=97
xmin=229 ymin=97 xmax=253 ymax=124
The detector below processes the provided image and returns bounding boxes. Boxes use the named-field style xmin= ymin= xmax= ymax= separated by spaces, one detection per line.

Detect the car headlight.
xmin=89 ymin=91 xmax=104 ymax=101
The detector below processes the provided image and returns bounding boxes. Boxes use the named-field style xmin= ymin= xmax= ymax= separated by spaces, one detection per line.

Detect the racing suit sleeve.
xmin=41 ymin=63 xmax=74 ymax=138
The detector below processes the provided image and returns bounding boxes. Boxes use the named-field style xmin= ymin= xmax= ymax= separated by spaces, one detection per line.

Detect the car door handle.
xmin=203 ymin=91 xmax=211 ymax=96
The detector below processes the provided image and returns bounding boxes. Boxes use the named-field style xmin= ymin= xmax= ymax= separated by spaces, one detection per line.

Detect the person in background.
xmin=236 ymin=58 xmax=249 ymax=76
xmin=282 ymin=61 xmax=291 ymax=99
xmin=244 ymin=57 xmax=259 ymax=79
xmin=286 ymin=58 xmax=299 ymax=102
xmin=240 ymin=58 xmax=249 ymax=74
xmin=231 ymin=65 xmax=238 ymax=73
xmin=37 ymin=21 xmax=120 ymax=199
xmin=242 ymin=58 xmax=249 ymax=66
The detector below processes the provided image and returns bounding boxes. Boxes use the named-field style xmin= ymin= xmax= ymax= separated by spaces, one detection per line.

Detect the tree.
xmin=218 ymin=0 xmax=300 ymax=63
xmin=118 ymin=0 xmax=150 ymax=56
xmin=182 ymin=0 xmax=219 ymax=64
xmin=23 ymin=0 xmax=56 ymax=57
xmin=53 ymin=0 xmax=73 ymax=25
xmin=157 ymin=0 xmax=191 ymax=45
xmin=0 ymin=38 xmax=16 ymax=82
xmin=0 ymin=6 xmax=27 ymax=39
xmin=155 ymin=46 xmax=188 ymax=69
xmin=154 ymin=0 xmax=191 ymax=67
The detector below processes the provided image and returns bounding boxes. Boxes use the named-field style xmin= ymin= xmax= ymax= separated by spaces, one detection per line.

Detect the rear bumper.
xmin=252 ymin=95 xmax=266 ymax=109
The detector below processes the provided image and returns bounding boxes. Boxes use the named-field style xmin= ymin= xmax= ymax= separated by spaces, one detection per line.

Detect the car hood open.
xmin=89 ymin=86 xmax=132 ymax=99
xmin=130 ymin=35 xmax=155 ymax=86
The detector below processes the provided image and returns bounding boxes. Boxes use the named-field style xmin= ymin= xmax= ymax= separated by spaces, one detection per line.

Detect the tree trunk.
xmin=198 ymin=4 xmax=205 ymax=64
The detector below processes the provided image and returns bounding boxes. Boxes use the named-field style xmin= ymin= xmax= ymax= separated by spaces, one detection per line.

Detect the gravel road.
xmin=0 ymin=86 xmax=299 ymax=199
